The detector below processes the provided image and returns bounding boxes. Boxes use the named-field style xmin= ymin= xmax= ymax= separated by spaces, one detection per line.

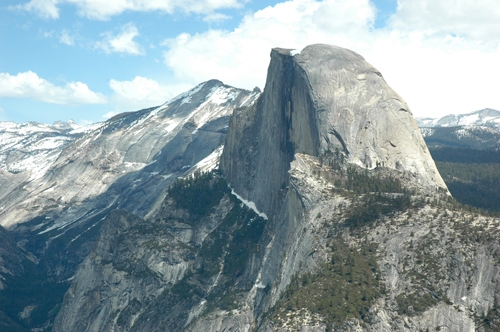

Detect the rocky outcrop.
xmin=53 ymin=210 xmax=191 ymax=332
xmin=221 ymin=44 xmax=447 ymax=220
xmin=53 ymin=174 xmax=266 ymax=332
xmin=252 ymin=153 xmax=500 ymax=332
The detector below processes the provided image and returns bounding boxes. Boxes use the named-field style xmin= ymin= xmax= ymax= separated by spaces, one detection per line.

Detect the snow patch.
xmin=124 ymin=162 xmax=146 ymax=169
xmin=256 ymin=282 xmax=266 ymax=289
xmin=167 ymin=82 xmax=205 ymax=106
xmin=353 ymin=159 xmax=376 ymax=170
xmin=69 ymin=122 xmax=104 ymax=134
xmin=132 ymin=126 xmax=146 ymax=136
xmin=419 ymin=128 xmax=435 ymax=137
xmin=70 ymin=221 xmax=100 ymax=243
xmin=458 ymin=113 xmax=480 ymax=126
xmin=165 ymin=119 xmax=181 ymax=132
xmin=28 ymin=136 xmax=69 ymax=151
xmin=230 ymin=188 xmax=268 ymax=220
xmin=191 ymin=146 xmax=223 ymax=173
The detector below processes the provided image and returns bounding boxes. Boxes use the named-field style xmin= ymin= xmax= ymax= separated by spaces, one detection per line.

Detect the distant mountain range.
xmin=416 ymin=108 xmax=500 ymax=214
xmin=0 ymin=120 xmax=100 ymax=181
xmin=416 ymin=108 xmax=500 ymax=150
xmin=416 ymin=108 xmax=500 ymax=128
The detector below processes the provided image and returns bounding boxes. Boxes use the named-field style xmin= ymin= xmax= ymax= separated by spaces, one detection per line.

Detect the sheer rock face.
xmin=221 ymin=44 xmax=447 ymax=218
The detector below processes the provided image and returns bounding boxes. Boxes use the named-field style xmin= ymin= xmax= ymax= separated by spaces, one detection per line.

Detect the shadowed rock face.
xmin=222 ymin=44 xmax=447 ymax=218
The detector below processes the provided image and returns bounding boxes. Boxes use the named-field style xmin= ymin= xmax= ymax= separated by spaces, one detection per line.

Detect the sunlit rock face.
xmin=222 ymin=44 xmax=447 ymax=219
xmin=0 ymin=79 xmax=260 ymax=230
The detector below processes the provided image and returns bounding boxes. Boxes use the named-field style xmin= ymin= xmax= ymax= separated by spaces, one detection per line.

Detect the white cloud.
xmin=109 ymin=76 xmax=190 ymax=111
xmin=162 ymin=0 xmax=376 ymax=90
xmin=95 ymin=23 xmax=145 ymax=55
xmin=203 ymin=12 xmax=231 ymax=23
xmin=0 ymin=71 xmax=106 ymax=105
xmin=13 ymin=0 xmax=500 ymax=119
xmin=389 ymin=0 xmax=500 ymax=41
xmin=17 ymin=0 xmax=244 ymax=20
xmin=59 ymin=29 xmax=75 ymax=45
xmin=40 ymin=29 xmax=54 ymax=38
xmin=365 ymin=0 xmax=500 ymax=117
xmin=102 ymin=111 xmax=119 ymax=119
xmin=364 ymin=34 xmax=500 ymax=118
xmin=14 ymin=0 xmax=59 ymax=19
xmin=161 ymin=0 xmax=500 ymax=118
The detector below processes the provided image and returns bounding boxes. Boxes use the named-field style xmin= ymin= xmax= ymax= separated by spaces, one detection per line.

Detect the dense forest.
xmin=429 ymin=147 xmax=500 ymax=213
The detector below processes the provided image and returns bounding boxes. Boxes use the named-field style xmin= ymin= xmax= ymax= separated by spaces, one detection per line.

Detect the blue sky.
xmin=1 ymin=0 xmax=498 ymax=125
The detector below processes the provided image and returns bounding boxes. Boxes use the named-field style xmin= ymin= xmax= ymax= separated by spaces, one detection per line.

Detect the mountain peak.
xmin=222 ymin=44 xmax=447 ymax=217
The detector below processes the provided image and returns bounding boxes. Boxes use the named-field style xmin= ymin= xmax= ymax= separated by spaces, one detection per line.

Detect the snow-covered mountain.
xmin=0 ymin=79 xmax=257 ymax=282
xmin=0 ymin=79 xmax=261 ymax=331
xmin=0 ymin=80 xmax=259 ymax=230
xmin=0 ymin=120 xmax=83 ymax=180
xmin=416 ymin=108 xmax=500 ymax=128
xmin=416 ymin=109 xmax=500 ymax=149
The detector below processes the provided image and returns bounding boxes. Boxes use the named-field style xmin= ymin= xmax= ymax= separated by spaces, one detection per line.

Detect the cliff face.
xmin=294 ymin=45 xmax=443 ymax=182
xmin=221 ymin=44 xmax=446 ymax=221
xmin=211 ymin=45 xmax=498 ymax=330
xmin=53 ymin=175 xmax=268 ymax=332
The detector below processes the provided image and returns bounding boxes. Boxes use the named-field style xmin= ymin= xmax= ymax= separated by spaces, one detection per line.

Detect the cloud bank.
xmin=11 ymin=0 xmax=500 ymax=118
xmin=0 ymin=71 xmax=106 ymax=105
xmin=162 ymin=0 xmax=500 ymax=117
xmin=109 ymin=76 xmax=190 ymax=111
xmin=95 ymin=23 xmax=144 ymax=55
xmin=16 ymin=0 xmax=244 ymax=20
